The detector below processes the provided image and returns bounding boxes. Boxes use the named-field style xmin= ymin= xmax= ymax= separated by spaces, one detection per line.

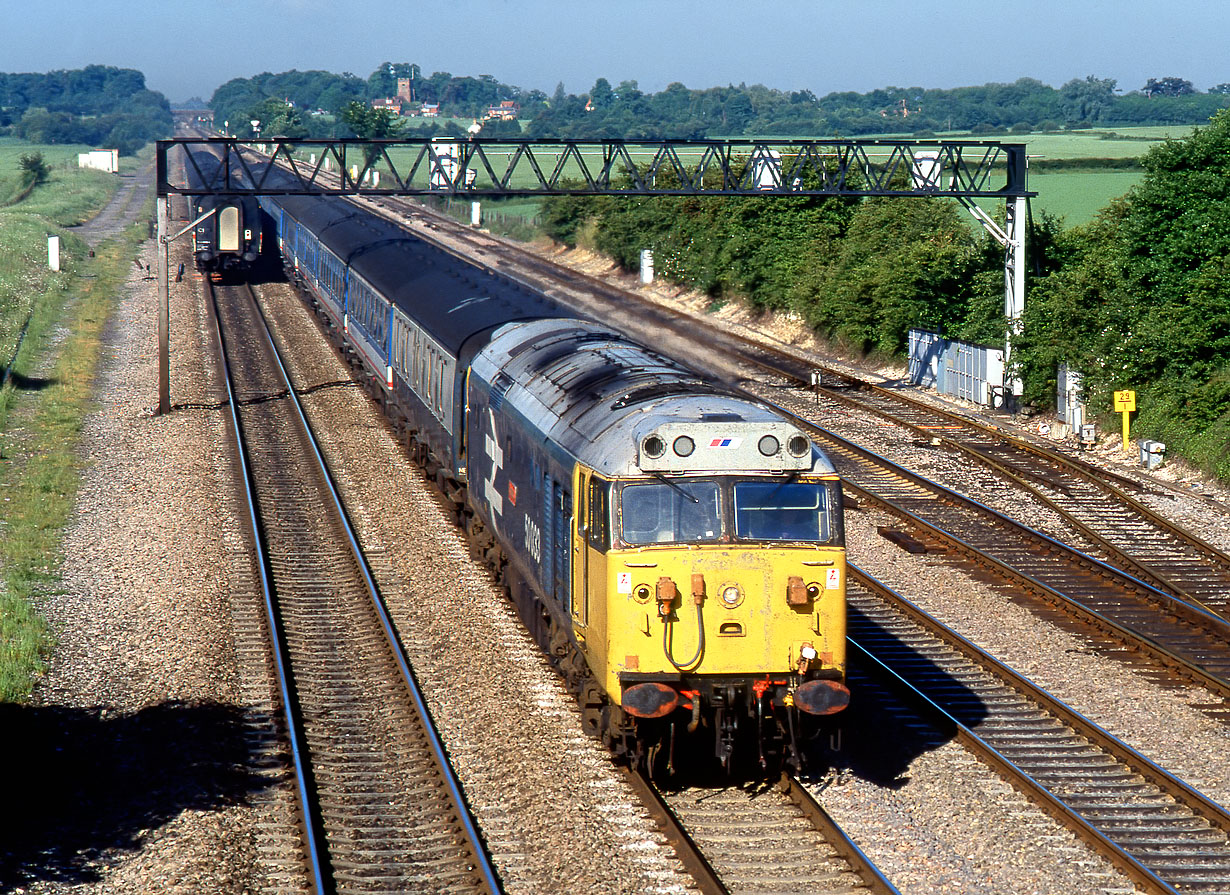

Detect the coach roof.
xmin=273 ymin=194 xmax=578 ymax=355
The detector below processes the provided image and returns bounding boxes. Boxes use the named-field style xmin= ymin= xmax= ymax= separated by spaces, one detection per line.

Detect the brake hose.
xmin=664 ymin=602 xmax=705 ymax=670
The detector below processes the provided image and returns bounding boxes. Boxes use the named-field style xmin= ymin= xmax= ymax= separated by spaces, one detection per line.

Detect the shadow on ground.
xmin=0 ymin=700 xmax=273 ymax=892
xmin=4 ymin=371 xmax=56 ymax=392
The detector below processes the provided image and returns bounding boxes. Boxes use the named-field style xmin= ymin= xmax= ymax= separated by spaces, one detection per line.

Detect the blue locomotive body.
xmin=260 ymin=192 xmax=848 ymax=772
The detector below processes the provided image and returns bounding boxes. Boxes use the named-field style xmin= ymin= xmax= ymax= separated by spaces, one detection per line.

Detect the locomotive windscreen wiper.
xmin=651 ymin=472 xmax=700 ymax=503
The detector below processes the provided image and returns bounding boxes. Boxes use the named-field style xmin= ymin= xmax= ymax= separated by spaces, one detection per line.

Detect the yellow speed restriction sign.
xmin=1114 ymin=390 xmax=1136 ymax=412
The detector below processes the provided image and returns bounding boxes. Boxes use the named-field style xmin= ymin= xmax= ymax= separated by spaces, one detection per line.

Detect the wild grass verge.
xmin=0 ymin=192 xmax=145 ymax=701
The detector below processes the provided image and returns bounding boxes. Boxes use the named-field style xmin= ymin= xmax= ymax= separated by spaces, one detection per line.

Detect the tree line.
xmin=207 ymin=66 xmax=1230 ymax=141
xmin=541 ymin=111 xmax=1230 ymax=480
xmin=0 ymin=65 xmax=173 ymax=154
xmin=527 ymin=75 xmax=1230 ymax=139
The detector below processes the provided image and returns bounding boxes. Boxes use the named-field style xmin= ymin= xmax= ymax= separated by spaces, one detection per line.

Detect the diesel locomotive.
xmin=259 ymin=190 xmax=849 ymax=773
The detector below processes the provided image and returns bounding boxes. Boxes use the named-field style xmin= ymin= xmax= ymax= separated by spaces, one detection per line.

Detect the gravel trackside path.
xmin=2 ymin=243 xmax=293 ymax=894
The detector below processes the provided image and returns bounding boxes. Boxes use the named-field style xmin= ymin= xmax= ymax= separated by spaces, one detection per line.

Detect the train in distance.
xmin=182 ymin=147 xmax=265 ymax=277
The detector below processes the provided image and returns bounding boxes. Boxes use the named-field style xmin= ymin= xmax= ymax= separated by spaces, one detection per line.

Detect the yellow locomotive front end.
xmin=571 ymin=418 xmax=848 ymax=771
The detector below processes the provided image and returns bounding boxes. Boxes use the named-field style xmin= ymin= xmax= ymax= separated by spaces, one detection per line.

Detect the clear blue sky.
xmin=5 ymin=0 xmax=1228 ymax=103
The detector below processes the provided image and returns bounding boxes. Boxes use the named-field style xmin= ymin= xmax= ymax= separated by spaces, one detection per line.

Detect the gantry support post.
xmin=157 ymin=195 xmax=170 ymax=415
xmin=1003 ymin=195 xmax=1027 ymax=410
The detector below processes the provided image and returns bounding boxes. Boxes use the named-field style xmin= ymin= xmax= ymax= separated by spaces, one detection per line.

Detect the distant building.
xmin=372 ymin=97 xmax=404 ymax=115
xmin=485 ymin=100 xmax=519 ymax=120
xmin=78 ymin=149 xmax=119 ymax=174
xmin=419 ymin=103 xmax=441 ymax=118
xmin=397 ymin=78 xmax=414 ymax=102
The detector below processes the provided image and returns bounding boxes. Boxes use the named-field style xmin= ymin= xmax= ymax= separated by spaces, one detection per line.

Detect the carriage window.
xmin=620 ymin=481 xmax=721 ymax=545
xmin=218 ymin=206 xmax=240 ymax=252
xmin=733 ymin=481 xmax=833 ymax=543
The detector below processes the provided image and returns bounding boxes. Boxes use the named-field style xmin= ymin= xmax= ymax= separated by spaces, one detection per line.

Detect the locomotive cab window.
xmin=733 ymin=480 xmax=838 ymax=543
xmin=587 ymin=477 xmax=610 ymax=551
xmin=619 ymin=480 xmax=721 ymax=545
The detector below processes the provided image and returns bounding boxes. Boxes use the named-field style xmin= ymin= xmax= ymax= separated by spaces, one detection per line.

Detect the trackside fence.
xmin=908 ymin=328 xmax=1005 ymax=408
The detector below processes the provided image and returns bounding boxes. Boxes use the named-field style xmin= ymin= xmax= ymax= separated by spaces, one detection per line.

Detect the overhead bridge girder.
xmin=157 ymin=137 xmax=1033 ymax=200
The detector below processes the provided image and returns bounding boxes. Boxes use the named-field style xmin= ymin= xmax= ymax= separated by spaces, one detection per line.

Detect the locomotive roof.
xmin=271 ymin=194 xmax=578 ymax=354
xmin=473 ymin=319 xmax=835 ymax=478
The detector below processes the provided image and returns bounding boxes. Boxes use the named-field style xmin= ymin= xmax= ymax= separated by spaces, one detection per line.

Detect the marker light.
xmin=758 ymin=435 xmax=780 ymax=456
xmin=673 ymin=435 xmax=695 ymax=457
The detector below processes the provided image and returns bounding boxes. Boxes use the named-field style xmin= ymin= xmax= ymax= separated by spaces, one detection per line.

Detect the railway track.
xmin=243 ymin=179 xmax=906 ymax=893
xmin=798 ymin=420 xmax=1230 ymax=703
xmin=625 ymin=768 xmax=900 ymax=895
xmin=847 ymin=563 xmax=1230 ymax=895
xmin=806 ymin=375 xmax=1230 ymax=613
xmin=209 ymin=277 xmax=501 ymax=894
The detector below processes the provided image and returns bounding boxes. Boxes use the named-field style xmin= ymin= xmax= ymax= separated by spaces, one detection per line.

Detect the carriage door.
xmin=554 ymin=483 xmax=572 ymax=616
xmin=218 ymin=206 xmax=241 ymax=252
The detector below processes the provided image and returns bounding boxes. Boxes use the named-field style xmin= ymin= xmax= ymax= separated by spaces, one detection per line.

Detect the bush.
xmin=17 ymin=152 xmax=49 ymax=188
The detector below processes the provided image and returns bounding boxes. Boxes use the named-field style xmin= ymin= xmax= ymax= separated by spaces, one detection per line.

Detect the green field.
xmin=1 ymin=141 xmax=137 ymax=701
xmin=1 ymin=140 xmax=121 ymax=364
xmin=1017 ymin=125 xmax=1197 ymax=159
xmin=0 ymin=137 xmax=118 ymax=223
xmin=1013 ymin=127 xmax=1197 ymax=224
xmin=1028 ymin=170 xmax=1141 ymax=225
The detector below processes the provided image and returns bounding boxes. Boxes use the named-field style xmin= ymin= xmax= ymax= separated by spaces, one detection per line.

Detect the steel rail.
xmin=624 ymin=766 xmax=902 ymax=895
xmin=849 ymin=645 xmax=1186 ymax=894
xmin=850 ymin=564 xmax=1230 ymax=836
xmin=620 ymin=769 xmax=728 ymax=895
xmin=779 ymin=774 xmax=902 ymax=895
xmin=211 ymin=274 xmax=502 ymax=894
xmin=207 ymin=281 xmax=330 ymax=894
xmin=801 ymin=424 xmax=1230 ymax=701
xmin=805 ymin=374 xmax=1230 ymax=603
xmin=806 ymin=422 xmax=1230 ymax=646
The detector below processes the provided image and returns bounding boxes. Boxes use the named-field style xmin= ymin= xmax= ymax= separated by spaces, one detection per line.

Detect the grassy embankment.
xmin=0 ymin=141 xmax=147 ymax=701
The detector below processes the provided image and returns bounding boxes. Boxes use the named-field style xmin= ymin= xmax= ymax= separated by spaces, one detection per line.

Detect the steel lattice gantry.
xmin=158 ymin=136 xmax=1030 ymax=199
xmin=153 ymin=137 xmax=1033 ymax=413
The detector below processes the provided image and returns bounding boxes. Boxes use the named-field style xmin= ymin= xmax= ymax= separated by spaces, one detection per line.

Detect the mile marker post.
xmin=1114 ymin=389 xmax=1136 ymax=453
